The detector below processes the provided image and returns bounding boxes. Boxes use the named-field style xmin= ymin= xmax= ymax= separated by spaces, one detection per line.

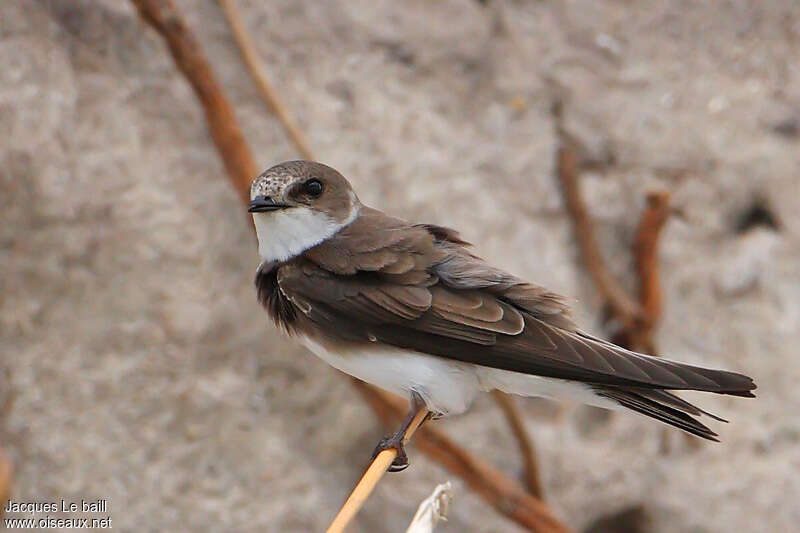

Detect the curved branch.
xmin=555 ymin=139 xmax=643 ymax=330
xmin=492 ymin=391 xmax=543 ymax=498
xmin=631 ymin=191 xmax=670 ymax=352
xmin=552 ymin=103 xmax=670 ymax=354
xmin=0 ymin=449 xmax=11 ymax=518
xmin=216 ymin=0 xmax=315 ymax=160
xmin=131 ymin=0 xmax=256 ymax=204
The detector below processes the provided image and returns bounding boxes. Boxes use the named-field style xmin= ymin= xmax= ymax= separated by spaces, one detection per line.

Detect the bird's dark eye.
xmin=303 ymin=179 xmax=323 ymax=198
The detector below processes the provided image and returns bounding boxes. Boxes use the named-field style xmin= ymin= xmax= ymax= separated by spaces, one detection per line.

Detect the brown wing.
xmin=282 ymin=209 xmax=755 ymax=396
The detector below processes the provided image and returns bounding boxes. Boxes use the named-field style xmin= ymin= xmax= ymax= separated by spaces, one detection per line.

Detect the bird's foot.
xmin=371 ymin=433 xmax=409 ymax=472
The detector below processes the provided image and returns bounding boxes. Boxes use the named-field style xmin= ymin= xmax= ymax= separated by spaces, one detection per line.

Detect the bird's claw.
xmin=371 ymin=434 xmax=409 ymax=472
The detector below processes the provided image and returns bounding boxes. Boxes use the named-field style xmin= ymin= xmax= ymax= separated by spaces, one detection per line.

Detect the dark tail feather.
xmin=636 ymin=388 xmax=728 ymax=422
xmin=595 ymin=387 xmax=721 ymax=441
xmin=575 ymin=332 xmax=757 ymax=396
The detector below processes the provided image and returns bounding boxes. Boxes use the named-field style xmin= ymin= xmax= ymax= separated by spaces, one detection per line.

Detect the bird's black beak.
xmin=248 ymin=195 xmax=289 ymax=213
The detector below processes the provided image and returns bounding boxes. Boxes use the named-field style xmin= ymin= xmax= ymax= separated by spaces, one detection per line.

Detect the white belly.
xmin=298 ymin=336 xmax=481 ymax=415
xmin=297 ymin=336 xmax=616 ymax=415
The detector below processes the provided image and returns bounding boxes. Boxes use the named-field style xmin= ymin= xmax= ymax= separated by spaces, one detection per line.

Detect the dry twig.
xmin=555 ymin=137 xmax=643 ymax=331
xmin=492 ymin=390 xmax=543 ymax=498
xmin=215 ymin=0 xmax=315 ymax=160
xmin=130 ymin=0 xmax=256 ymax=205
xmin=0 ymin=448 xmax=11 ymax=517
xmin=630 ymin=191 xmax=671 ymax=352
xmin=552 ymin=102 xmax=671 ymax=352
xmin=326 ymin=407 xmax=430 ymax=533
xmin=356 ymin=382 xmax=572 ymax=533
xmin=132 ymin=1 xmax=570 ymax=530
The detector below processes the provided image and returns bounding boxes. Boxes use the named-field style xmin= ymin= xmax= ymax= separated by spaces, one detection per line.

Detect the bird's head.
xmin=249 ymin=161 xmax=360 ymax=262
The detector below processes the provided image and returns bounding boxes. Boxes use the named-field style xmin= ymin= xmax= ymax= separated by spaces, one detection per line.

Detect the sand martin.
xmin=249 ymin=160 xmax=756 ymax=470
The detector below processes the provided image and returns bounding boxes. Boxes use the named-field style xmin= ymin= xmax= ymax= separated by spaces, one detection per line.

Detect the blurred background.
xmin=1 ymin=1 xmax=798 ymax=531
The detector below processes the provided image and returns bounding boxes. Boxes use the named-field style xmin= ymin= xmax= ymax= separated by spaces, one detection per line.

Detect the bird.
xmin=248 ymin=160 xmax=756 ymax=471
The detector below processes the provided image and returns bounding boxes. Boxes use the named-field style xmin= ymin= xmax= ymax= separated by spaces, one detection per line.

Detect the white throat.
xmin=253 ymin=206 xmax=356 ymax=262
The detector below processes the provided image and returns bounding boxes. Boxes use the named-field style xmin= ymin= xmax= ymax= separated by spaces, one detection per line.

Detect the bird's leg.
xmin=371 ymin=391 xmax=429 ymax=472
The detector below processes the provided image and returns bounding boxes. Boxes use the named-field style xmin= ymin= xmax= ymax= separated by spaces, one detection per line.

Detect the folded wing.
xmin=278 ymin=209 xmax=755 ymax=397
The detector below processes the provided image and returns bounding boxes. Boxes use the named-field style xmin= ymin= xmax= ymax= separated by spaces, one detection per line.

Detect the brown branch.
xmin=0 ymin=449 xmax=11 ymax=518
xmin=630 ymin=191 xmax=671 ymax=352
xmin=132 ymin=2 xmax=569 ymax=530
xmin=355 ymin=382 xmax=571 ymax=533
xmin=215 ymin=0 xmax=315 ymax=160
xmin=130 ymin=0 xmax=256 ymax=205
xmin=492 ymin=391 xmax=543 ymax=498
xmin=552 ymin=103 xmax=671 ymax=354
xmin=555 ymin=139 xmax=644 ymax=331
